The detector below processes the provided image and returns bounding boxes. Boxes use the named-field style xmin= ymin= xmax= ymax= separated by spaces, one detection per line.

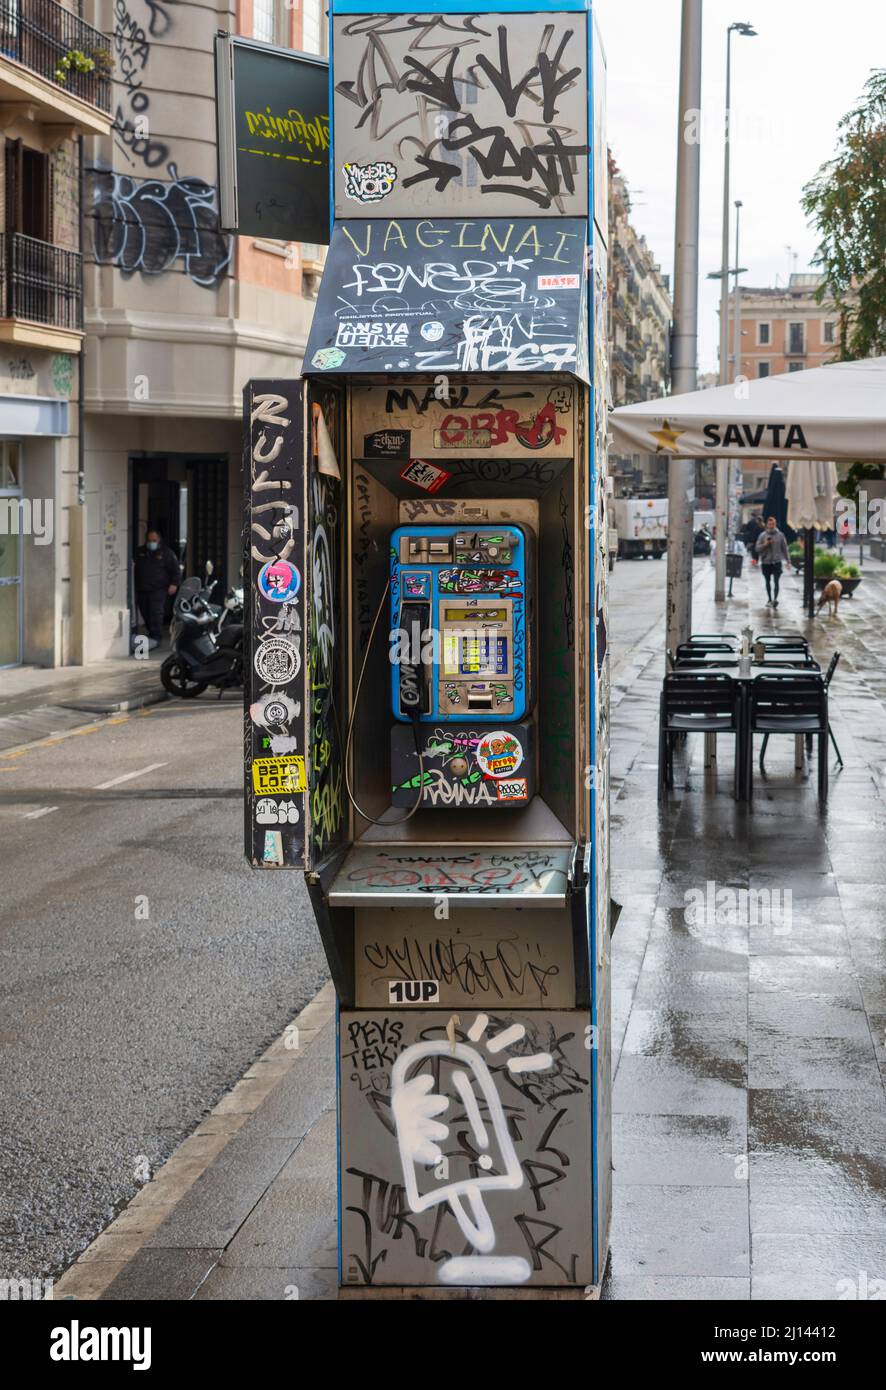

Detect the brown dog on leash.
xmin=817 ymin=578 xmax=843 ymax=618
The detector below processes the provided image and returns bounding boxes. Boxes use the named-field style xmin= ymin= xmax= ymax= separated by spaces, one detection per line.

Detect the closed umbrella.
xmin=787 ymin=460 xmax=819 ymax=617
xmin=786 ymin=459 xmax=817 ymax=531
xmin=763 ymin=463 xmax=789 ymax=534
xmin=814 ymin=460 xmax=839 ymax=529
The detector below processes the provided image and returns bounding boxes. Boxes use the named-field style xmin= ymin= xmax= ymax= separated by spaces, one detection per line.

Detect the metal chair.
xmin=824 ymin=651 xmax=843 ymax=766
xmin=754 ymin=633 xmax=809 ymax=650
xmin=748 ymin=673 xmax=828 ymax=803
xmin=659 ymin=673 xmax=742 ymax=801
xmin=682 ymin=636 xmax=738 ymax=653
xmin=760 ymin=651 xmax=841 ymax=768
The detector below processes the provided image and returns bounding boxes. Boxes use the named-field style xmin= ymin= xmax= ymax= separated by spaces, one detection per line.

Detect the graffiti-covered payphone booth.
xmin=244 ymin=0 xmax=612 ymax=1295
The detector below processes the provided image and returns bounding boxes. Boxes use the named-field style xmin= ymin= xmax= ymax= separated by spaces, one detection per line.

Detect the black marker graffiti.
xmin=335 ymin=14 xmax=589 ymax=212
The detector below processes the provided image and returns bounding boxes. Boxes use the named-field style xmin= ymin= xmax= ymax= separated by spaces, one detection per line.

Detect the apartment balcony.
xmin=0 ymin=231 xmax=82 ymax=350
xmin=0 ymin=0 xmax=112 ymax=138
xmin=612 ymin=344 xmax=635 ymax=375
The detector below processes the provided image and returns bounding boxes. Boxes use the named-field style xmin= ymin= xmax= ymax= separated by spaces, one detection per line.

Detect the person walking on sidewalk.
xmin=755 ymin=516 xmax=791 ymax=607
xmin=135 ymin=529 xmax=180 ymax=646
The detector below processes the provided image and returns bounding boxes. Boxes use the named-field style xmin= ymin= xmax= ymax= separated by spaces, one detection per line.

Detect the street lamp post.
xmin=714 ymin=20 xmax=756 ymax=602
xmin=666 ymin=0 xmax=703 ymax=663
xmin=730 ymin=198 xmax=744 ymax=551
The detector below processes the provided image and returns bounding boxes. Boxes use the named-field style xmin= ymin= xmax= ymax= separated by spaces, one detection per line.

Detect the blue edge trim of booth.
xmin=325 ymin=0 xmax=604 ymax=1290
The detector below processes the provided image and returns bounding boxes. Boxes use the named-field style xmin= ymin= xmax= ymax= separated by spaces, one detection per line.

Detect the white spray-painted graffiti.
xmin=341 ymin=1009 xmax=592 ymax=1286
xmin=392 ymin=1016 xmax=553 ymax=1283
xmin=88 ymin=165 xmax=232 ymax=288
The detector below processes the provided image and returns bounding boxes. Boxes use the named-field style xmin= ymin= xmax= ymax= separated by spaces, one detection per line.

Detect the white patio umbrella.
xmin=609 ymin=356 xmax=886 ymax=463
xmin=610 ymin=358 xmax=882 ymax=617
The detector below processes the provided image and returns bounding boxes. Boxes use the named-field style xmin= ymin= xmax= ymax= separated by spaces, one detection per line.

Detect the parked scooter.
xmin=693 ymin=526 xmax=713 ymax=556
xmin=160 ymin=574 xmax=243 ymax=698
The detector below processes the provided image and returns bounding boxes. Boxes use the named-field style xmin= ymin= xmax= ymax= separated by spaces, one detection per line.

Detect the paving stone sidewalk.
xmin=52 ymin=560 xmax=886 ymax=1301
xmin=0 ymin=654 xmax=169 ymax=752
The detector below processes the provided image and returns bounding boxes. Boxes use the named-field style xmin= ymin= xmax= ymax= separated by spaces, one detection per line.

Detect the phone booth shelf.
xmin=244 ymin=0 xmax=612 ymax=1299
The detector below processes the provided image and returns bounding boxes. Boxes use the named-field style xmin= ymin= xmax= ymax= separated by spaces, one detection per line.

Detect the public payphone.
xmin=391 ymin=524 xmax=534 ymax=723
xmin=243 ymin=0 xmax=611 ymax=1299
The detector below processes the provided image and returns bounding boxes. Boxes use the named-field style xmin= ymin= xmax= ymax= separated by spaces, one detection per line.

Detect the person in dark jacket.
xmin=742 ymin=511 xmax=764 ymax=560
xmin=135 ymin=530 xmax=179 ymax=642
xmin=755 ymin=516 xmax=791 ymax=608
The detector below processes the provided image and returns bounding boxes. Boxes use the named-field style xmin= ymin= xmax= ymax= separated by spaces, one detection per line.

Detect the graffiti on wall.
xmin=333 ymin=12 xmax=589 ymax=218
xmin=89 ymin=165 xmax=232 ymax=288
xmin=304 ymin=217 xmax=588 ymax=377
xmin=340 ymin=1010 xmax=592 ymax=1286
xmin=113 ymin=0 xmax=170 ymax=169
xmin=94 ymin=0 xmax=230 ymax=287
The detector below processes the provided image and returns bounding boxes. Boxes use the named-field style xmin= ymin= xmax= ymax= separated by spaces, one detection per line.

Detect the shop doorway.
xmin=129 ymin=454 xmax=229 ymax=632
xmin=0 ymin=442 xmax=23 ymax=668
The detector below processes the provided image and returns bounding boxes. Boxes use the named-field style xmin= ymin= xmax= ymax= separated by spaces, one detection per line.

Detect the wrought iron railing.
xmin=0 ymin=232 xmax=83 ymax=331
xmin=0 ymin=0 xmax=111 ymax=113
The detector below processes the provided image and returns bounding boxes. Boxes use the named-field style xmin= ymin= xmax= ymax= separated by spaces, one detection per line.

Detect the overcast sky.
xmin=593 ymin=0 xmax=886 ymax=374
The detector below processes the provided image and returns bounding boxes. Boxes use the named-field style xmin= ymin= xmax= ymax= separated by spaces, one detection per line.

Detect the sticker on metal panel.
xmin=495 ymin=777 xmax=528 ymax=802
xmin=476 ymin=731 xmax=524 ymax=779
xmin=257 ymin=559 xmax=301 ymax=603
xmin=254 ymin=637 xmax=301 ymax=685
xmin=251 ymin=755 xmax=307 ymax=794
xmin=400 ymin=458 xmax=450 ymax=493
xmin=388 ymin=980 xmax=440 ymax=1005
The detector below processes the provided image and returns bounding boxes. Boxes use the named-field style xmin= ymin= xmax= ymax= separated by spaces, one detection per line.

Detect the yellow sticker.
xmin=251 ymin=755 xmax=307 ymax=794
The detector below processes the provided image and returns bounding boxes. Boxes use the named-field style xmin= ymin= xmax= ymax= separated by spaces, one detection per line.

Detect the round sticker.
xmin=254 ymin=637 xmax=301 ymax=686
xmin=257 ymin=559 xmax=301 ymax=603
xmin=476 ymin=730 xmax=524 ymax=779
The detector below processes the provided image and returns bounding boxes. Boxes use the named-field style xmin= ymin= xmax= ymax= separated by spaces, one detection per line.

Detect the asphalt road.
xmin=0 ymin=697 xmax=326 ymax=1282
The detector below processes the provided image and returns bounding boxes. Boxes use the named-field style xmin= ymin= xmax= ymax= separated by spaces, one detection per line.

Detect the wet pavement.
xmin=48 ymin=556 xmax=886 ymax=1300
xmin=603 ymin=555 xmax=886 ymax=1299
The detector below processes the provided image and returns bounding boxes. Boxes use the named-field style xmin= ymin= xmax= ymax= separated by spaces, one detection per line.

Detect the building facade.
xmin=1 ymin=0 xmax=325 ymax=668
xmin=727 ymin=272 xmax=842 ymax=382
xmin=0 ymin=0 xmax=113 ymax=667
xmin=606 ymin=155 xmax=672 ymax=497
xmin=724 ymin=272 xmax=847 ymax=503
xmin=79 ymin=0 xmax=324 ymax=664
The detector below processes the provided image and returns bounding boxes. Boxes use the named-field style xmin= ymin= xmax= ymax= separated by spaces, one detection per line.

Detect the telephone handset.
xmin=397 ymin=599 xmax=432 ymax=717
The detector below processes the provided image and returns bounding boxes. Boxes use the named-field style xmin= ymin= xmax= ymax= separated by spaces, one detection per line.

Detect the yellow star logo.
xmin=649 ymin=419 xmax=686 ymax=454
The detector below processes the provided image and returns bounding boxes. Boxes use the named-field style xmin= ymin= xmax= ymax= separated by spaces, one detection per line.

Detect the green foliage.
xmin=814 ymin=551 xmax=842 ymax=578
xmin=814 ymin=549 xmax=861 ymax=580
xmin=836 ymin=460 xmax=885 ymax=502
xmin=802 ymin=70 xmax=886 ymax=361
xmin=54 ymin=50 xmax=96 ymax=85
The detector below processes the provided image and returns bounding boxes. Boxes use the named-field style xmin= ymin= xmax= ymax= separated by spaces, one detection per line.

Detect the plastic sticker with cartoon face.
xmin=476 ymin=730 xmax=524 ymax=780
xmin=257 ymin=559 xmax=301 ymax=604
xmin=420 ymin=321 xmax=445 ymax=342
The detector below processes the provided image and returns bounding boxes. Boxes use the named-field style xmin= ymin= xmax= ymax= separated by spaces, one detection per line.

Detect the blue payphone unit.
xmin=390 ymin=525 xmax=535 ymax=723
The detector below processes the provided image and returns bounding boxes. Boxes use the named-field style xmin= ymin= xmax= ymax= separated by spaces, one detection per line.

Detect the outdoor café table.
xmin=689 ymin=664 xmax=826 ymax=797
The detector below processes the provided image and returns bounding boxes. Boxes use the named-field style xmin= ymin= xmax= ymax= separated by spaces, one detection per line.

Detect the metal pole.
xmin=729 ymin=199 xmax=743 ymax=551
xmin=714 ymin=27 xmax=732 ymax=601
xmin=733 ymin=200 xmax=742 ymax=384
xmin=666 ymin=0 xmax=702 ymax=661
